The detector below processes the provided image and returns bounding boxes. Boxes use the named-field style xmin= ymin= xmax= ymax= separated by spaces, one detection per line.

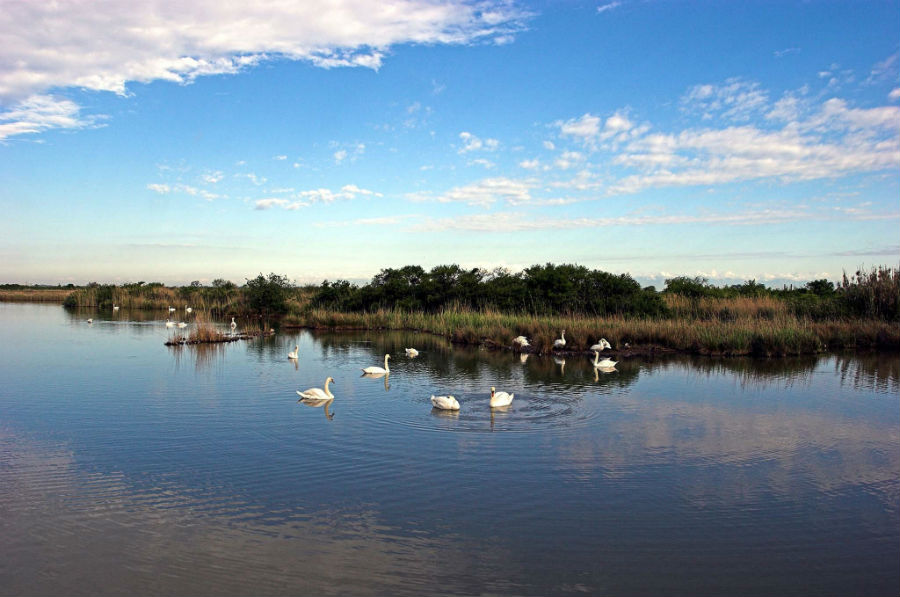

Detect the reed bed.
xmin=288 ymin=306 xmax=899 ymax=356
xmin=0 ymin=289 xmax=72 ymax=302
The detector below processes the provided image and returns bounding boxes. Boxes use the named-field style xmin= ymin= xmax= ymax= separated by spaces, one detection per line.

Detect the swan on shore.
xmin=363 ymin=354 xmax=390 ymax=375
xmin=404 ymin=348 xmax=419 ymax=357
xmin=513 ymin=335 xmax=530 ymax=347
xmin=297 ymin=377 xmax=335 ymax=400
xmin=490 ymin=386 xmax=514 ymax=408
xmin=288 ymin=345 xmax=299 ymax=359
xmin=430 ymin=395 xmax=460 ymax=410
xmin=592 ymin=350 xmax=617 ymax=369
xmin=553 ymin=330 xmax=566 ymax=349
xmin=590 ymin=338 xmax=611 ymax=352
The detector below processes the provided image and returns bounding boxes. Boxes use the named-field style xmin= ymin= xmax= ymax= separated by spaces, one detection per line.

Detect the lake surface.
xmin=1 ymin=302 xmax=897 ymax=596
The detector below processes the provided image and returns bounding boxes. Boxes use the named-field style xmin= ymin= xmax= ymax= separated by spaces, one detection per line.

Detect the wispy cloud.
xmin=0 ymin=95 xmax=99 ymax=141
xmin=254 ymin=184 xmax=382 ymax=210
xmin=458 ymin=131 xmax=499 ymax=153
xmin=407 ymin=177 xmax=534 ymax=207
xmin=680 ymin=78 xmax=769 ymax=121
xmin=0 ymin=0 xmax=530 ymax=138
xmin=596 ymin=2 xmax=622 ymax=14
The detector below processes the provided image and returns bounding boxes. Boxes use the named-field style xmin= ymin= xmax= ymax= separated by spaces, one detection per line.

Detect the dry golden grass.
xmin=0 ymin=289 xmax=72 ymax=302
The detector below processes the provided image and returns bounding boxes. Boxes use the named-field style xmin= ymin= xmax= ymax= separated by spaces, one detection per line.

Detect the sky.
xmin=1 ymin=0 xmax=898 ymax=288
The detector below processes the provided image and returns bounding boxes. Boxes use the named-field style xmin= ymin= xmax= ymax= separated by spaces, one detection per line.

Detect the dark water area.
xmin=1 ymin=303 xmax=897 ymax=596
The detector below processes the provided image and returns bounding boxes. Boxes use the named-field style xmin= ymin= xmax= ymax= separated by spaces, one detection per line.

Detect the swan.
xmin=87 ymin=318 xmax=93 ymax=324
xmin=165 ymin=319 xmax=175 ymax=327
xmin=297 ymin=377 xmax=335 ymax=400
xmin=490 ymin=386 xmax=514 ymax=408
xmin=430 ymin=395 xmax=460 ymax=410
xmin=554 ymin=330 xmax=566 ymax=349
xmin=513 ymin=335 xmax=530 ymax=347
xmin=185 ymin=306 xmax=192 ymax=314
xmin=112 ymin=305 xmax=119 ymax=311
xmin=288 ymin=345 xmax=299 ymax=359
xmin=362 ymin=354 xmax=390 ymax=375
xmin=592 ymin=351 xmax=617 ymax=369
xmin=590 ymin=338 xmax=611 ymax=352
xmin=168 ymin=306 xmax=176 ymax=313
xmin=230 ymin=317 xmax=237 ymax=332
xmin=177 ymin=322 xmax=187 ymax=328
xmin=404 ymin=348 xmax=419 ymax=357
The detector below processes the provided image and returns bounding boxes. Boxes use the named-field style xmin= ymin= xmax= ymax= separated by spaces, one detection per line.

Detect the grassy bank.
xmin=0 ymin=288 xmax=72 ymax=302
xmin=286 ymin=301 xmax=899 ymax=356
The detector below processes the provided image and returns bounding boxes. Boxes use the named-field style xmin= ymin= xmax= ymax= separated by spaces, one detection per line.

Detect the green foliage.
xmin=838 ymin=266 xmax=900 ymax=321
xmin=245 ymin=273 xmax=293 ymax=315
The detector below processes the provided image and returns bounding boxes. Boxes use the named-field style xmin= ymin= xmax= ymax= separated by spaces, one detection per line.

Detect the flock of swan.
xmin=295 ymin=331 xmax=617 ymax=414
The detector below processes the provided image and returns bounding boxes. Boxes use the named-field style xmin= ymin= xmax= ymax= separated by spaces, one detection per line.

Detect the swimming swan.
xmin=177 ymin=322 xmax=187 ymax=328
xmin=431 ymin=395 xmax=460 ymax=410
xmin=554 ymin=330 xmax=566 ymax=349
xmin=165 ymin=319 xmax=175 ymax=327
xmin=362 ymin=354 xmax=390 ymax=375
xmin=297 ymin=377 xmax=335 ymax=400
xmin=404 ymin=348 xmax=419 ymax=357
xmin=590 ymin=338 xmax=611 ymax=352
xmin=185 ymin=306 xmax=192 ymax=314
xmin=288 ymin=345 xmax=299 ymax=359
xmin=513 ymin=335 xmax=530 ymax=347
xmin=592 ymin=351 xmax=617 ymax=369
xmin=168 ymin=306 xmax=176 ymax=313
xmin=490 ymin=386 xmax=514 ymax=408
xmin=112 ymin=305 xmax=119 ymax=311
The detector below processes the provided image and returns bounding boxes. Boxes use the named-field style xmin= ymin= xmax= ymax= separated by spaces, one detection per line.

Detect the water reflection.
xmin=298 ymin=397 xmax=335 ymax=420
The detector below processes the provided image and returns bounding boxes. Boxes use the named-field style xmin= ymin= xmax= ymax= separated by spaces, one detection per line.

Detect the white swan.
xmin=513 ymin=335 xmax=530 ymax=347
xmin=168 ymin=306 xmax=176 ymax=313
xmin=404 ymin=348 xmax=419 ymax=357
xmin=177 ymin=322 xmax=187 ymax=328
xmin=230 ymin=317 xmax=237 ymax=332
xmin=297 ymin=377 xmax=335 ymax=400
xmin=362 ymin=354 xmax=390 ymax=375
xmin=554 ymin=329 xmax=566 ymax=349
xmin=165 ymin=319 xmax=175 ymax=327
xmin=87 ymin=318 xmax=93 ymax=324
xmin=288 ymin=345 xmax=299 ymax=359
xmin=112 ymin=305 xmax=119 ymax=311
xmin=430 ymin=395 xmax=460 ymax=410
xmin=590 ymin=338 xmax=611 ymax=352
xmin=592 ymin=350 xmax=617 ymax=369
xmin=185 ymin=306 xmax=192 ymax=314
xmin=490 ymin=386 xmax=514 ymax=408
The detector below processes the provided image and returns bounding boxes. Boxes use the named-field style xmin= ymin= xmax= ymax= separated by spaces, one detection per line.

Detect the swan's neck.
xmin=324 ymin=378 xmax=333 ymax=397
xmin=561 ymin=331 xmax=565 ymax=340
xmin=384 ymin=355 xmax=390 ymax=371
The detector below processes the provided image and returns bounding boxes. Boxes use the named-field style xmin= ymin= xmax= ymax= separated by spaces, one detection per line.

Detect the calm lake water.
xmin=1 ymin=302 xmax=897 ymax=596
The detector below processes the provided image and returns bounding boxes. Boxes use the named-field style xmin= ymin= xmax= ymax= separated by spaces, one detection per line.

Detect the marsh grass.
xmin=287 ymin=305 xmax=898 ymax=356
xmin=0 ymin=289 xmax=72 ymax=302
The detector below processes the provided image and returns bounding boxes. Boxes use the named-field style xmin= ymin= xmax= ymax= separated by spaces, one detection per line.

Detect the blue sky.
xmin=1 ymin=0 xmax=898 ymax=287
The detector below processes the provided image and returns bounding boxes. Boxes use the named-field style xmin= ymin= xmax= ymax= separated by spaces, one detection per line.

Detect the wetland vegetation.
xmin=3 ymin=264 xmax=897 ymax=356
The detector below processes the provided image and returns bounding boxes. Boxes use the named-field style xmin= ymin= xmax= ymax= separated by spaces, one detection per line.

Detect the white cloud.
xmin=681 ymin=78 xmax=769 ymax=121
xmin=334 ymin=150 xmax=348 ymax=164
xmin=0 ymin=0 xmax=529 ymax=138
xmin=458 ymin=131 xmax=499 ymax=153
xmin=202 ymin=171 xmax=224 ymax=184
xmin=256 ymin=184 xmax=382 ymax=209
xmin=469 ymin=158 xmax=496 ymax=169
xmin=555 ymin=110 xmax=635 ymax=148
xmin=147 ymin=183 xmax=171 ymax=194
xmin=557 ymin=113 xmax=601 ymax=142
xmin=519 ymin=158 xmax=540 ymax=170
xmin=889 ymin=88 xmax=900 ymax=101
xmin=0 ymin=94 xmax=98 ymax=141
xmin=419 ymin=205 xmax=899 ymax=232
xmin=543 ymin=140 xmax=556 ymax=150
xmin=596 ymin=2 xmax=622 ymax=14
xmin=274 ymin=155 xmax=287 ymax=161
xmin=408 ymin=177 xmax=534 ymax=208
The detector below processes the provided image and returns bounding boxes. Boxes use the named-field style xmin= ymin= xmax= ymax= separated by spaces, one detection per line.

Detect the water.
xmin=1 ymin=303 xmax=897 ymax=596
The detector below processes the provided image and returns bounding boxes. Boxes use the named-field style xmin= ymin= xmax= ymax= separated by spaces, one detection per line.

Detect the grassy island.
xmin=3 ymin=265 xmax=898 ymax=356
